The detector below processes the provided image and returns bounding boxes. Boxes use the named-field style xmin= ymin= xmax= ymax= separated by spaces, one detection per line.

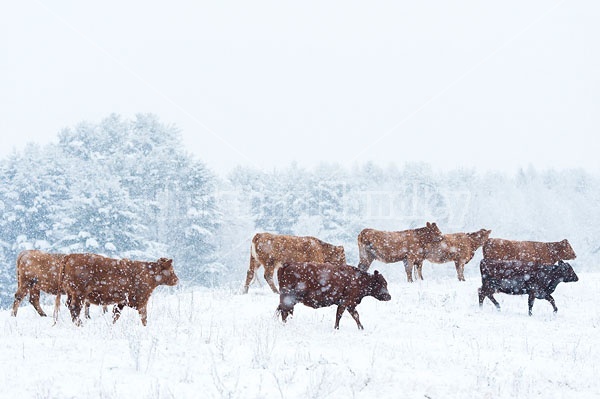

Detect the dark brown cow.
xmin=482 ymin=238 xmax=576 ymax=263
xmin=478 ymin=259 xmax=578 ymax=315
xmin=419 ymin=229 xmax=491 ymax=281
xmin=357 ymin=222 xmax=443 ymax=282
xmin=54 ymin=253 xmax=178 ymax=326
xmin=276 ymin=262 xmax=391 ymax=329
xmin=243 ymin=232 xmax=346 ymax=294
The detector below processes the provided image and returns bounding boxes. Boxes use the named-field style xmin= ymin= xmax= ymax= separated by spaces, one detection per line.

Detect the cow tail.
xmin=53 ymin=257 xmax=66 ymax=325
xmin=15 ymin=251 xmax=25 ymax=290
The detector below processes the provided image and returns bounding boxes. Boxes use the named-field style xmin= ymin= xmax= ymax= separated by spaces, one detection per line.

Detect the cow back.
xmin=483 ymin=238 xmax=576 ymax=263
xmin=253 ymin=233 xmax=346 ymax=265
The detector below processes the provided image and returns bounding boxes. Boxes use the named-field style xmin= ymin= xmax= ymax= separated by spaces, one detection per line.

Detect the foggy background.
xmin=2 ymin=1 xmax=599 ymax=174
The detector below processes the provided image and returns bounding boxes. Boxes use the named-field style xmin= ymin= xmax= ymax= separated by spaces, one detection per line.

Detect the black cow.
xmin=478 ymin=259 xmax=578 ymax=315
xmin=276 ymin=262 xmax=391 ymax=329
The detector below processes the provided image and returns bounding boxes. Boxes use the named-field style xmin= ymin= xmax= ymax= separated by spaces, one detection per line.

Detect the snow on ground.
xmin=1 ymin=266 xmax=599 ymax=399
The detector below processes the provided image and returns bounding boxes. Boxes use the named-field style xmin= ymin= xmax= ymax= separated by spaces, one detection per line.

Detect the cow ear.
xmin=426 ymin=222 xmax=431 ymax=227
xmin=374 ymin=270 xmax=379 ymax=275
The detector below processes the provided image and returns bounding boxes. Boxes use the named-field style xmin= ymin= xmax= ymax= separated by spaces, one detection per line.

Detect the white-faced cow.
xmin=243 ymin=232 xmax=346 ymax=294
xmin=276 ymin=262 xmax=391 ymax=329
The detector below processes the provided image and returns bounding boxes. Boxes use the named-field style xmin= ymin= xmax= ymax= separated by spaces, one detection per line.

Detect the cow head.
xmin=469 ymin=229 xmax=492 ymax=246
xmin=154 ymin=258 xmax=179 ymax=286
xmin=424 ymin=222 xmax=443 ymax=243
xmin=326 ymin=245 xmax=347 ymax=265
xmin=369 ymin=270 xmax=392 ymax=301
xmin=558 ymin=239 xmax=577 ymax=260
xmin=557 ymin=260 xmax=579 ymax=283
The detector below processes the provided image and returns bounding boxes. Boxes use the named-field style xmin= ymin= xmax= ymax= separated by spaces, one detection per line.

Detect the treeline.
xmin=0 ymin=114 xmax=221 ymax=306
xmin=1 ymin=114 xmax=599 ymax=306
xmin=226 ymin=162 xmax=600 ymax=272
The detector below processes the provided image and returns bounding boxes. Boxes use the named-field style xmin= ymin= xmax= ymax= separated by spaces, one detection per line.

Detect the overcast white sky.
xmin=1 ymin=1 xmax=599 ymax=174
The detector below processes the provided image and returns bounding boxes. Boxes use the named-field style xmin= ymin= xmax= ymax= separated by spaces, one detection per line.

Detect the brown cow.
xmin=418 ymin=229 xmax=492 ymax=281
xmin=12 ymin=250 xmax=64 ymax=317
xmin=54 ymin=253 xmax=178 ymax=326
xmin=357 ymin=222 xmax=443 ymax=282
xmin=276 ymin=262 xmax=391 ymax=329
xmin=11 ymin=250 xmax=100 ymax=318
xmin=243 ymin=232 xmax=346 ymax=294
xmin=482 ymin=238 xmax=576 ymax=263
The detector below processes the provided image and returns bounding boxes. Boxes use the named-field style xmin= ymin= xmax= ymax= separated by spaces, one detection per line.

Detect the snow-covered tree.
xmin=0 ymin=114 xmax=226 ymax=307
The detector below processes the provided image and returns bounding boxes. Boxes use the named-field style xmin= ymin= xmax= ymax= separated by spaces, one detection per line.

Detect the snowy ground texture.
xmin=1 ymin=264 xmax=599 ymax=399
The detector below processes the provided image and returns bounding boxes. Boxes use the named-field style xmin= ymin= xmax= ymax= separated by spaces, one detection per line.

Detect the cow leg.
xmin=357 ymin=259 xmax=372 ymax=272
xmin=545 ymin=294 xmax=558 ymax=313
xmin=403 ymin=260 xmax=414 ymax=283
xmin=264 ymin=262 xmax=279 ymax=294
xmin=29 ymin=289 xmax=47 ymax=317
xmin=455 ymin=261 xmax=466 ymax=282
xmin=357 ymin=252 xmax=374 ymax=272
xmin=243 ymin=254 xmax=260 ymax=294
xmin=528 ymin=292 xmax=536 ymax=316
xmin=276 ymin=305 xmax=292 ymax=323
xmin=478 ymin=287 xmax=485 ymax=307
xmin=113 ymin=303 xmax=125 ymax=324
xmin=277 ymin=294 xmax=296 ymax=322
xmin=68 ymin=296 xmax=83 ymax=326
xmin=283 ymin=306 xmax=294 ymax=322
xmin=335 ymin=305 xmax=347 ymax=329
xmin=487 ymin=291 xmax=501 ymax=310
xmin=11 ymin=286 xmax=28 ymax=317
xmin=84 ymin=300 xmax=91 ymax=319
xmin=414 ymin=261 xmax=424 ymax=280
xmin=347 ymin=306 xmax=364 ymax=330
xmin=138 ymin=305 xmax=148 ymax=326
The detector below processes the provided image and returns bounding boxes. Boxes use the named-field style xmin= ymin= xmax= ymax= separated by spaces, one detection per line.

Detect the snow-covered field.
xmin=2 ymin=264 xmax=599 ymax=399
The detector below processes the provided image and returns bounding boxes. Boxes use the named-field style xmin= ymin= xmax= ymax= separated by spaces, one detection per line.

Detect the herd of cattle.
xmin=10 ymin=222 xmax=579 ymax=328
xmin=245 ymin=223 xmax=578 ymax=329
